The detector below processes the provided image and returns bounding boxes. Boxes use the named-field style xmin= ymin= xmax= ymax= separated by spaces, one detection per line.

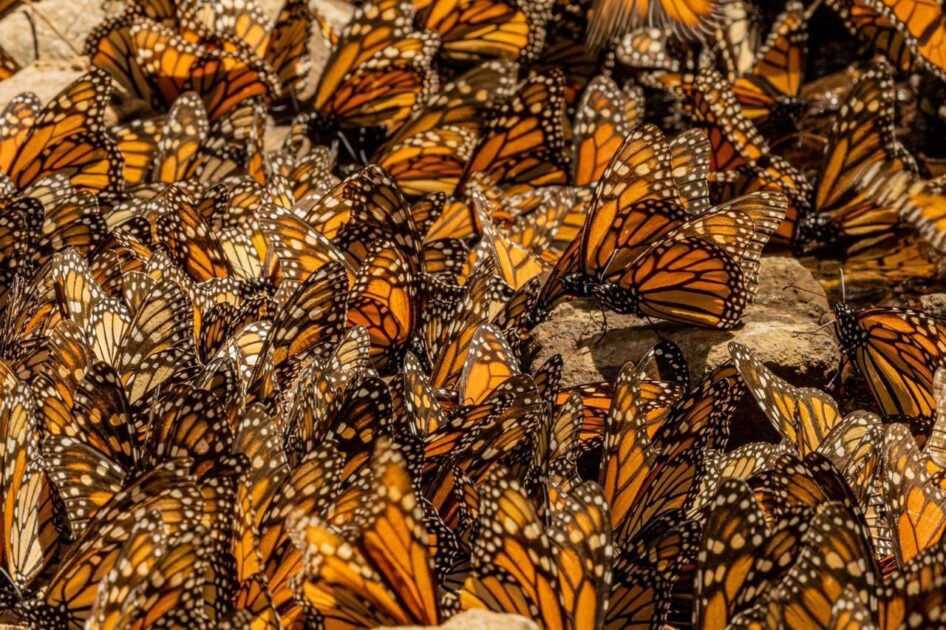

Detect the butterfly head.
xmin=794 ymin=212 xmax=838 ymax=255
xmin=589 ymin=281 xmax=639 ymax=316
xmin=304 ymin=115 xmax=388 ymax=169
xmin=561 ymin=272 xmax=595 ymax=298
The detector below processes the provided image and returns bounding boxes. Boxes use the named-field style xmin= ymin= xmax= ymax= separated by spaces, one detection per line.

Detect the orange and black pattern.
xmin=2 ymin=0 xmax=946 ymax=628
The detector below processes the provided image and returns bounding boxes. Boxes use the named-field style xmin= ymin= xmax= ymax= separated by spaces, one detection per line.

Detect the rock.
xmin=382 ymin=610 xmax=539 ymax=630
xmin=531 ymin=256 xmax=837 ymax=386
xmin=0 ymin=0 xmax=106 ymax=67
xmin=530 ymin=257 xmax=840 ymax=444
xmin=921 ymin=293 xmax=946 ymax=317
xmin=0 ymin=57 xmax=90 ymax=111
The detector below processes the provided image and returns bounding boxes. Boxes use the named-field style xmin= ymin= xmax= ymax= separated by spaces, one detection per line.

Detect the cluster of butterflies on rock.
xmin=1 ymin=0 xmax=946 ymax=627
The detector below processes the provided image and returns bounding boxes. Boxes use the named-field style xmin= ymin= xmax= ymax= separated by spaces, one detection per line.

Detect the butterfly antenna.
xmin=792 ymin=320 xmax=835 ymax=337
xmin=288 ymin=89 xmax=301 ymax=118
xmin=24 ymin=1 xmax=81 ymax=57
xmin=805 ymin=0 xmax=825 ymax=20
xmin=783 ymin=283 xmax=825 ymax=299
xmin=20 ymin=8 xmax=38 ymax=61
xmin=335 ymin=129 xmax=359 ymax=165
xmin=0 ymin=567 xmax=22 ymax=598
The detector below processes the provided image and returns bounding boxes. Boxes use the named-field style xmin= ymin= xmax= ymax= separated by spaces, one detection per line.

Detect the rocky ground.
xmin=530 ymin=256 xmax=838 ymax=444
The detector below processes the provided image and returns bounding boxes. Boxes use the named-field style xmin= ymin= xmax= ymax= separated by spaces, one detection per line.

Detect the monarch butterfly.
xmin=375 ymin=61 xmax=518 ymax=196
xmin=532 ymin=0 xmax=602 ymax=105
xmin=600 ymin=361 xmax=737 ymax=547
xmin=550 ymin=482 xmax=613 ymax=630
xmin=572 ymin=75 xmax=645 ymax=187
xmin=272 ymin=165 xmax=418 ymax=271
xmin=146 ymin=382 xmax=234 ymax=476
xmin=124 ymin=185 xmax=234 ymax=282
xmin=565 ymin=123 xmax=787 ymax=328
xmin=883 ymin=423 xmax=946 ymax=564
xmin=459 ymin=467 xmax=612 ymax=630
xmin=795 ymin=61 xmax=917 ymax=256
xmin=526 ymin=391 xmax=583 ymax=504
xmin=249 ymin=261 xmax=349 ymax=393
xmin=900 ymin=176 xmax=946 ymax=255
xmin=0 ymin=379 xmax=60 ymax=597
xmin=865 ymin=0 xmax=946 ymax=80
xmin=805 ymin=232 xmax=939 ymax=286
xmin=695 ymin=478 xmax=772 ymax=628
xmin=586 ymin=0 xmax=724 ymax=47
xmin=19 ymin=460 xmax=203 ymax=628
xmin=457 ymin=323 xmax=522 ymax=405
xmin=309 ymin=0 xmax=439 ymax=160
xmin=415 ymin=0 xmax=554 ymax=63
xmin=727 ymin=1 xmax=807 ymax=125
xmin=113 ymin=92 xmax=210 ymax=187
xmin=119 ymin=0 xmax=213 ymax=41
xmin=458 ymin=70 xmax=572 ymax=195
xmin=815 ymin=410 xmax=885 ymax=505
xmin=290 ymin=441 xmax=442 ymax=627
xmin=506 ymin=186 xmax=581 ymax=254
xmin=459 ymin=190 xmax=549 ymax=290
xmin=87 ymin=511 xmax=210 ymax=628
xmin=834 ymin=303 xmax=946 ymax=421
xmin=425 ymin=258 xmax=512 ymax=389
xmin=201 ymin=0 xmax=315 ymax=103
xmin=711 ymin=0 xmax=761 ymax=76
xmin=0 ymin=177 xmax=108 ymax=283
xmin=715 ymin=489 xmax=811 ymax=618
xmin=85 ymin=13 xmax=164 ymax=113
xmin=0 ymin=70 xmax=123 ymax=196
xmin=731 ymin=341 xmax=844 ymax=457
xmin=690 ymin=441 xmax=793 ymax=513
xmin=259 ymin=200 xmax=352 ymax=286
xmin=51 ymin=251 xmax=196 ymax=406
xmin=376 ymin=127 xmax=478 ymax=197
xmin=645 ymin=3 xmax=804 ymax=126
xmin=879 ymin=537 xmax=946 ymax=627
xmin=827 ymin=0 xmax=916 ymax=74
xmin=42 ymin=359 xmax=230 ymax=532
xmin=448 ymin=373 xmax=544 ymax=480
xmin=346 ymin=240 xmax=417 ymax=368
xmin=240 ymin=442 xmax=342 ymax=625
xmin=384 ymin=60 xmax=518 ymax=144
xmin=770 ymin=502 xmax=880 ymax=628
xmin=131 ymin=18 xmax=279 ymax=123
xmin=688 ymin=66 xmax=811 ymax=244
xmin=596 ymin=358 xmax=723 ymax=625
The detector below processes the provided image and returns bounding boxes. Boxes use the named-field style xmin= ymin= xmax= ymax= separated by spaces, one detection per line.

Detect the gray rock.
xmin=532 ymin=256 xmax=837 ymax=385
xmin=0 ymin=57 xmax=91 ymax=113
xmin=382 ymin=610 xmax=539 ymax=630
xmin=530 ymin=257 xmax=839 ymax=444
xmin=921 ymin=293 xmax=946 ymax=317
xmin=0 ymin=0 xmax=106 ymax=67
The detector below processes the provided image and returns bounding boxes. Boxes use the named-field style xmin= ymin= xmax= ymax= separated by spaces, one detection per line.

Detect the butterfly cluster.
xmin=0 ymin=0 xmax=946 ymax=628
